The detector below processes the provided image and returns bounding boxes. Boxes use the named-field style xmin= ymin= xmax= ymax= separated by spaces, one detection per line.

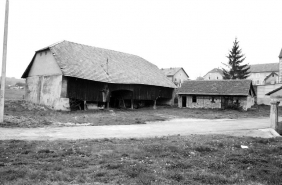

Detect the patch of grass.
xmin=1 ymin=135 xmax=282 ymax=184
xmin=0 ymin=100 xmax=276 ymax=128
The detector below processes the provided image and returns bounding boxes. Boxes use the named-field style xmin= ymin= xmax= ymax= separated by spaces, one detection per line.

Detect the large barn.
xmin=21 ymin=41 xmax=176 ymax=110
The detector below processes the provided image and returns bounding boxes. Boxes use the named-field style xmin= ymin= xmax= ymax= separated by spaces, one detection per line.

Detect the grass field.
xmin=4 ymin=89 xmax=25 ymax=100
xmin=0 ymin=135 xmax=281 ymax=184
xmin=0 ymin=100 xmax=276 ymax=128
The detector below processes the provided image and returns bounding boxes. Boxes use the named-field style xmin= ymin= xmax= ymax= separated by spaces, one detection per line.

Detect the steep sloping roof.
xmin=264 ymin=72 xmax=278 ymax=81
xmin=177 ymin=80 xmax=254 ymax=96
xmin=249 ymin=63 xmax=278 ymax=73
xmin=204 ymin=68 xmax=223 ymax=77
xmin=161 ymin=67 xmax=189 ymax=78
xmin=22 ymin=41 xmax=176 ymax=88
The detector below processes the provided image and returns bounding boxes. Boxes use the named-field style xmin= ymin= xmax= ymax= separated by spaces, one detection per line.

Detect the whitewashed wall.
xmin=257 ymin=84 xmax=282 ymax=106
xmin=203 ymin=72 xmax=223 ymax=80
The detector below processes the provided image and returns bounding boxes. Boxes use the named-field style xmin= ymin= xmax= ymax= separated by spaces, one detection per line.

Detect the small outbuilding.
xmin=177 ymin=80 xmax=256 ymax=110
xmin=21 ymin=41 xmax=176 ymax=110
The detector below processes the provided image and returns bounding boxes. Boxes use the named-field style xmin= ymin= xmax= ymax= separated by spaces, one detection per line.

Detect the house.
xmin=177 ymin=80 xmax=255 ymax=110
xmin=161 ymin=67 xmax=189 ymax=87
xmin=264 ymin=72 xmax=279 ymax=85
xmin=203 ymin=68 xmax=223 ymax=80
xmin=253 ymin=50 xmax=282 ymax=105
xmin=21 ymin=41 xmax=176 ymax=111
xmin=247 ymin=63 xmax=279 ymax=85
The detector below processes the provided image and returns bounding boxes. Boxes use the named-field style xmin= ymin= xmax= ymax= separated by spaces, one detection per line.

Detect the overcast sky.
xmin=0 ymin=0 xmax=282 ymax=80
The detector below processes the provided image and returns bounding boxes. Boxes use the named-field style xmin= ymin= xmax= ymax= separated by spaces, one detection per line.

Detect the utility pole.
xmin=0 ymin=0 xmax=9 ymax=123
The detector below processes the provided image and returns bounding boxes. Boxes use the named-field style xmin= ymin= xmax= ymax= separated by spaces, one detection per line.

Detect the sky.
xmin=0 ymin=0 xmax=282 ymax=80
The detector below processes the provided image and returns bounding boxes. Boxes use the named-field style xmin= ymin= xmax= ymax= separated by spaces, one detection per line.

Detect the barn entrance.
xmin=110 ymin=90 xmax=133 ymax=108
xmin=182 ymin=96 xmax=187 ymax=107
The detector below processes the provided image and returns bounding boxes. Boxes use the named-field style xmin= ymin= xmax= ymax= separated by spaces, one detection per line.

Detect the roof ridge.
xmin=54 ymin=40 xmax=160 ymax=69
xmin=36 ymin=40 xmax=65 ymax=52
xmin=59 ymin=40 xmax=144 ymax=60
xmin=250 ymin=63 xmax=278 ymax=66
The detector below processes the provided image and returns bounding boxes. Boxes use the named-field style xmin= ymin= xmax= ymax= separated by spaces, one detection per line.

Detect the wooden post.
xmin=131 ymin=99 xmax=134 ymax=109
xmin=153 ymin=100 xmax=156 ymax=109
xmin=0 ymin=0 xmax=9 ymax=123
xmin=270 ymin=100 xmax=281 ymax=134
xmin=84 ymin=101 xmax=87 ymax=111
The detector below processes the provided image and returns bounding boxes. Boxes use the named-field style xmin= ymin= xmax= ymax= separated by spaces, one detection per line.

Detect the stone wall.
xmin=178 ymin=95 xmax=254 ymax=110
xmin=203 ymin=72 xmax=223 ymax=80
xmin=178 ymin=95 xmax=222 ymax=109
xmin=25 ymin=75 xmax=70 ymax=111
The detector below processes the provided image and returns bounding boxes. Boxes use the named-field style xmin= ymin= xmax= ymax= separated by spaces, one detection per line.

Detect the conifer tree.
xmin=222 ymin=38 xmax=250 ymax=79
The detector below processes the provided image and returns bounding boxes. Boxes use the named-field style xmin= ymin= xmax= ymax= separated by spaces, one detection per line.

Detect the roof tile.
xmin=249 ymin=63 xmax=278 ymax=73
xmin=177 ymin=80 xmax=253 ymax=96
xmin=23 ymin=41 xmax=176 ymax=88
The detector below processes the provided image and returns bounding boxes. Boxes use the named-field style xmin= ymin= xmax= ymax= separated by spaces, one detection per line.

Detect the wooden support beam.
xmin=153 ymin=100 xmax=157 ymax=109
xmin=84 ymin=101 xmax=87 ymax=111
xmin=131 ymin=99 xmax=134 ymax=109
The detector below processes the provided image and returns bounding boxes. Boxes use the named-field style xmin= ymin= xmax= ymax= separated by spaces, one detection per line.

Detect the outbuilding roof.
xmin=249 ymin=63 xmax=278 ymax=73
xmin=22 ymin=41 xmax=176 ymax=88
xmin=177 ymin=80 xmax=254 ymax=96
xmin=265 ymin=86 xmax=282 ymax=95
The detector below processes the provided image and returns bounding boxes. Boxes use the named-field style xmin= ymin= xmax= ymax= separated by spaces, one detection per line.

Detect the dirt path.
xmin=0 ymin=117 xmax=280 ymax=140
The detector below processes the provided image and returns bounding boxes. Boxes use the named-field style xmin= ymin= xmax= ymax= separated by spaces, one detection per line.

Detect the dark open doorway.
xmin=182 ymin=96 xmax=186 ymax=107
xmin=110 ymin=90 xmax=133 ymax=108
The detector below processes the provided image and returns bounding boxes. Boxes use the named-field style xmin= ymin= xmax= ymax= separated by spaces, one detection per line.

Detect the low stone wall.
xmin=178 ymin=95 xmax=254 ymax=110
xmin=178 ymin=95 xmax=221 ymax=109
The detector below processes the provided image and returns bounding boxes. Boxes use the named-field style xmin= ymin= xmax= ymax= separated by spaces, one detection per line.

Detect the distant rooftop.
xmin=161 ymin=67 xmax=182 ymax=76
xmin=249 ymin=63 xmax=278 ymax=73
xmin=204 ymin=68 xmax=223 ymax=77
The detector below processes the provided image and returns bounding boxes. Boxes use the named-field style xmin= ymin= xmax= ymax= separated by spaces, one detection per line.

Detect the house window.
xmin=217 ymin=77 xmax=218 ymax=79
xmin=257 ymin=80 xmax=259 ymax=84
xmin=192 ymin=96 xmax=197 ymax=103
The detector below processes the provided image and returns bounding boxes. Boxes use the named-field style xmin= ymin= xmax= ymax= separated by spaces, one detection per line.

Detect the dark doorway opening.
xmin=182 ymin=96 xmax=186 ymax=107
xmin=110 ymin=90 xmax=133 ymax=108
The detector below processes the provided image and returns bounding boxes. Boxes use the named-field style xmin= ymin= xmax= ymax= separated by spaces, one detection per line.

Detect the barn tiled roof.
xmin=22 ymin=41 xmax=176 ymax=88
xmin=204 ymin=68 xmax=223 ymax=77
xmin=177 ymin=80 xmax=254 ymax=96
xmin=249 ymin=63 xmax=278 ymax=73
